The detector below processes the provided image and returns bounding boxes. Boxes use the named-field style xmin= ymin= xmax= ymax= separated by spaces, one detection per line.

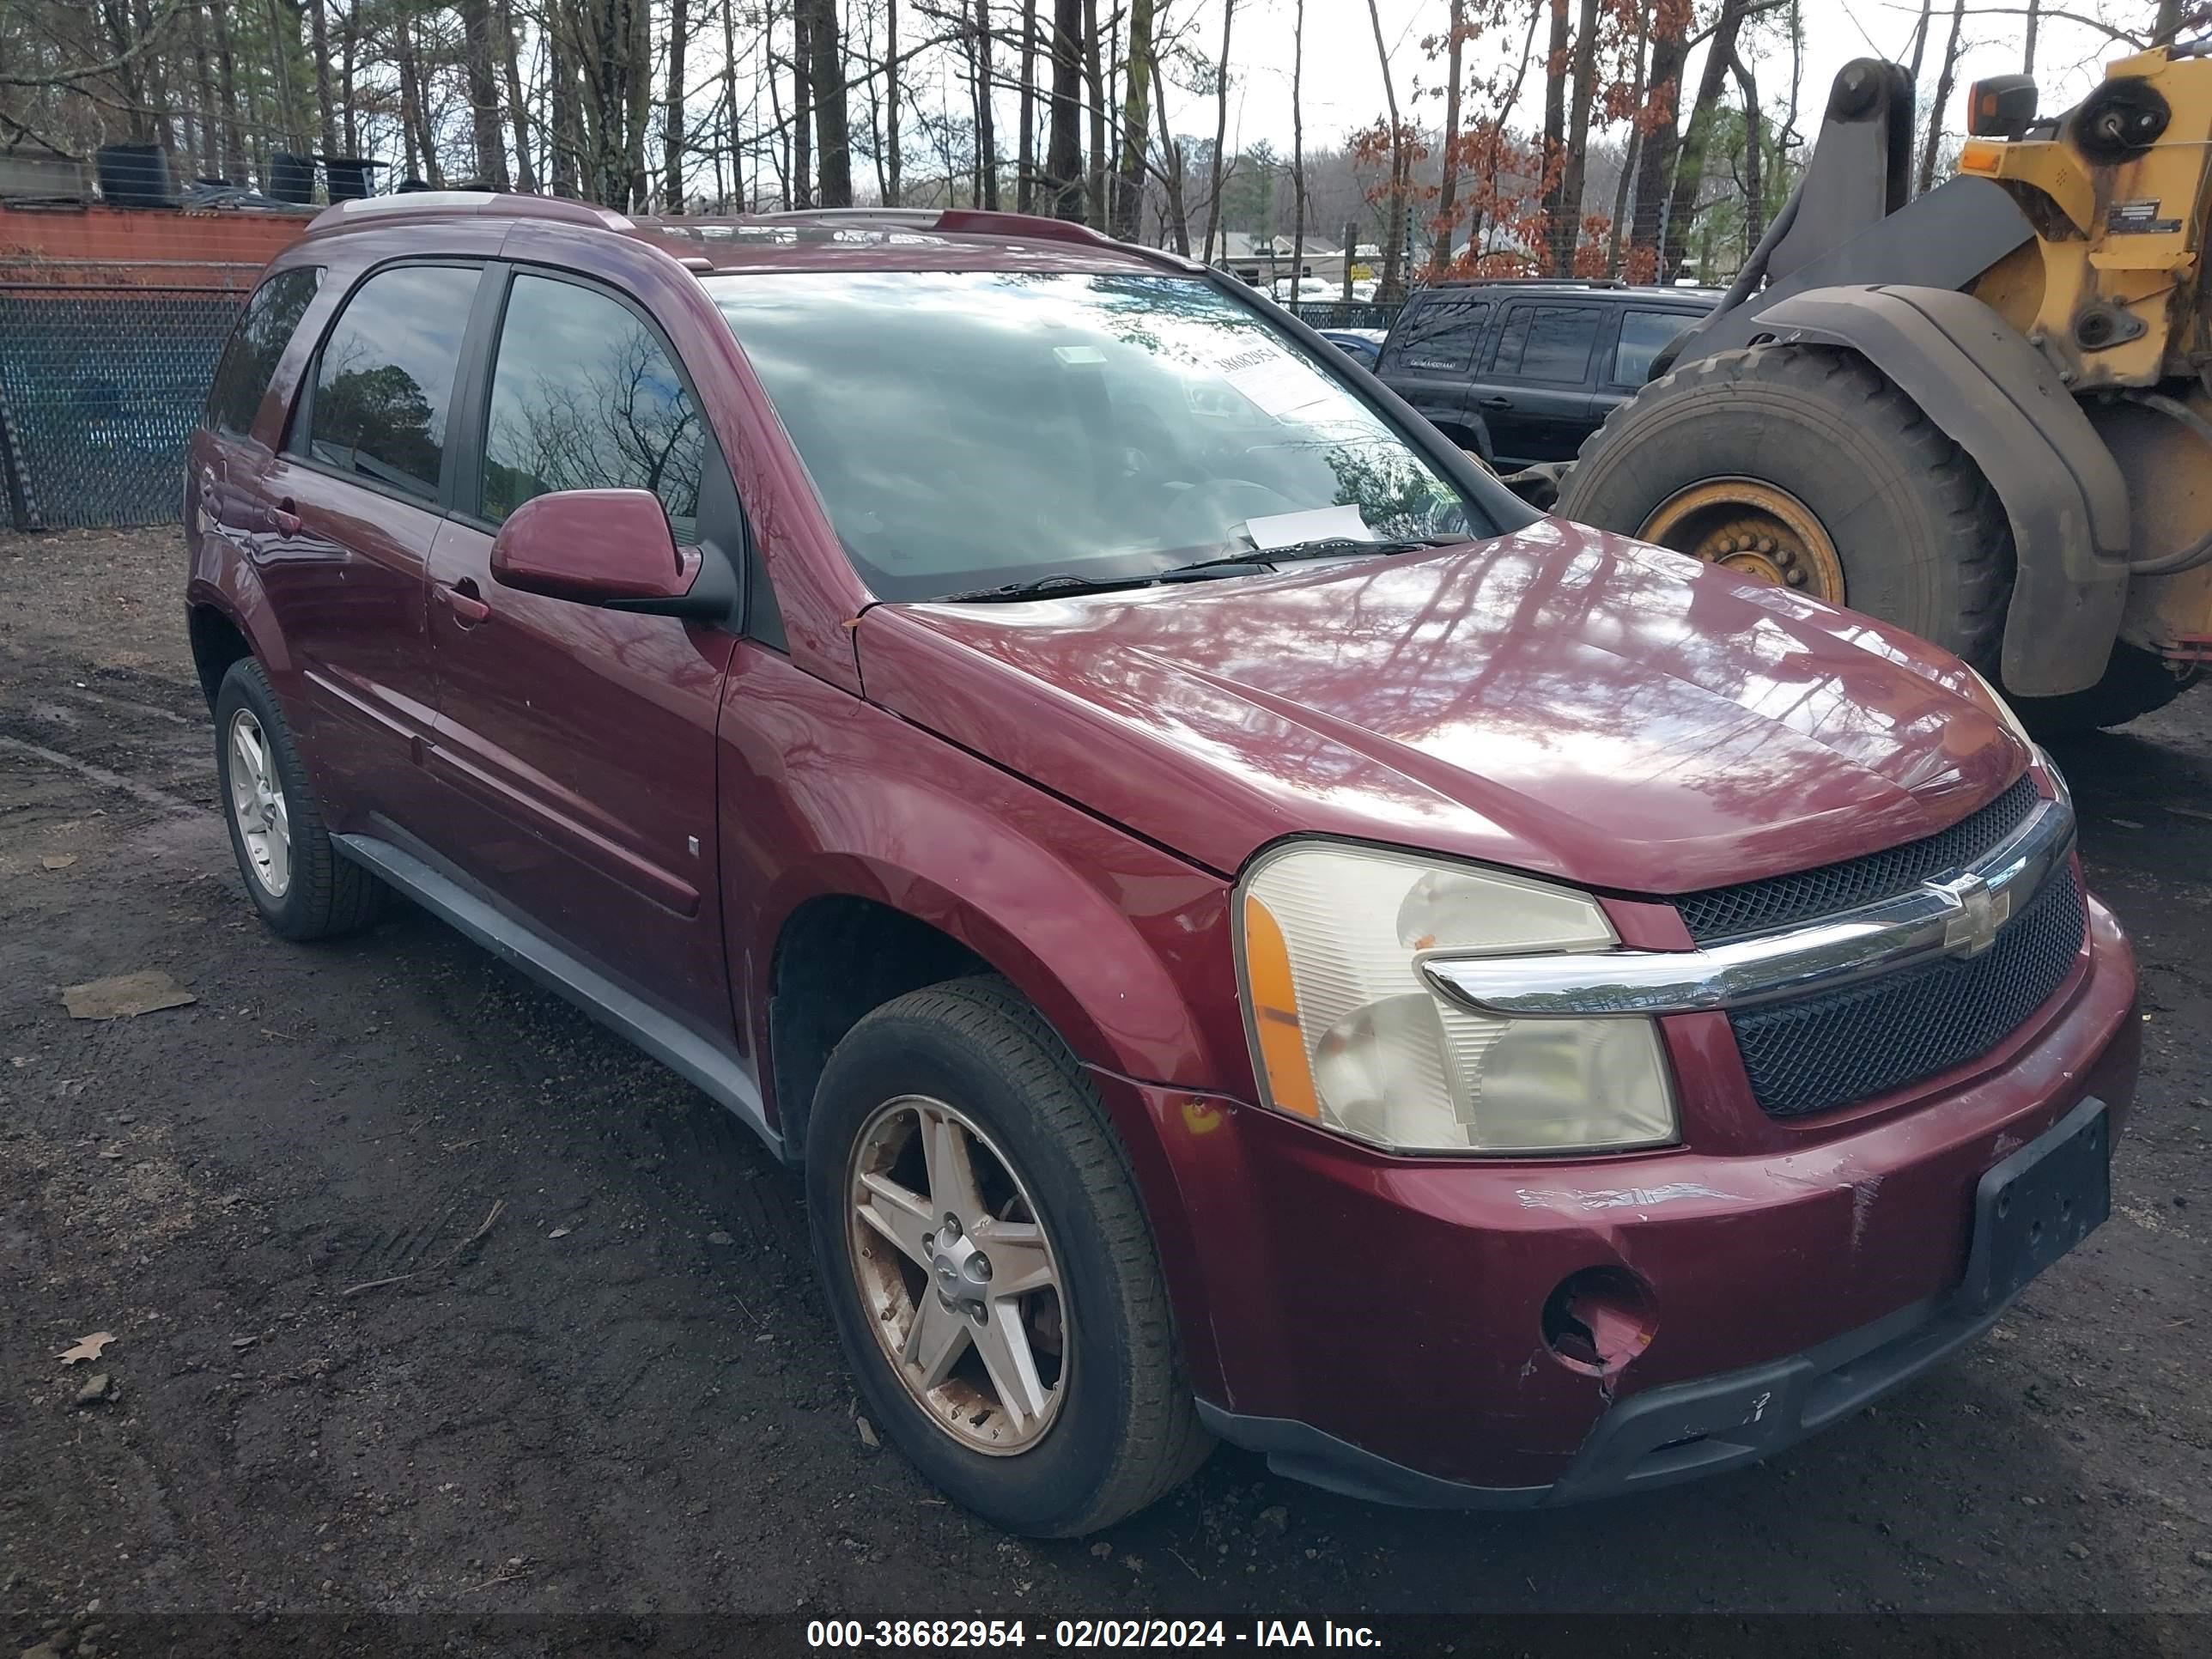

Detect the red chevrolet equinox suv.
xmin=185 ymin=193 xmax=2140 ymax=1536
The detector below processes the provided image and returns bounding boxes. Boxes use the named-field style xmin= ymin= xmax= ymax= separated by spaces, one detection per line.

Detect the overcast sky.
xmin=1140 ymin=0 xmax=2142 ymax=155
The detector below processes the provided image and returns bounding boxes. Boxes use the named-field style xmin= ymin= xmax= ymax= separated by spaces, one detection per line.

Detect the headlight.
xmin=1966 ymin=665 xmax=2034 ymax=751
xmin=1966 ymin=666 xmax=2068 ymax=799
xmin=1236 ymin=842 xmax=1678 ymax=1154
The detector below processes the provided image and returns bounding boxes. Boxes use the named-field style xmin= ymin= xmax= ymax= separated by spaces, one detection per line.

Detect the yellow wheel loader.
xmin=1536 ymin=47 xmax=2212 ymax=731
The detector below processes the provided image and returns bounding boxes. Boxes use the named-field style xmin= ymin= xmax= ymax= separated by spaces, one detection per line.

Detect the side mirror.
xmin=489 ymin=488 xmax=703 ymax=611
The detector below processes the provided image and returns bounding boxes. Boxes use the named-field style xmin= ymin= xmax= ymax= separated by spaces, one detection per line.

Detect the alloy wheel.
xmin=846 ymin=1094 xmax=1069 ymax=1455
xmin=226 ymin=707 xmax=291 ymax=898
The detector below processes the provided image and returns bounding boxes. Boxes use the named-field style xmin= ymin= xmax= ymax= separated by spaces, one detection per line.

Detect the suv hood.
xmin=854 ymin=520 xmax=2026 ymax=894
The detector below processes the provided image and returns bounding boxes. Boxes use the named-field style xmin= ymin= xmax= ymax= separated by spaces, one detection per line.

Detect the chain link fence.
xmin=0 ymin=274 xmax=255 ymax=531
xmin=1290 ymin=301 xmax=1402 ymax=333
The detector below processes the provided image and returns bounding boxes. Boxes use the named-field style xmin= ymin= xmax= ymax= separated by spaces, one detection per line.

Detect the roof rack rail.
xmin=1429 ymin=275 xmax=1626 ymax=289
xmin=305 ymin=190 xmax=635 ymax=237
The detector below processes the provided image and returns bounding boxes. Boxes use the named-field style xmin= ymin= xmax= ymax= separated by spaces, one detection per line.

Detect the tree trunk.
xmin=1662 ymin=0 xmax=1748 ymax=277
xmin=1151 ymin=42 xmax=1188 ymax=253
xmin=307 ymin=0 xmax=339 ymax=160
xmin=627 ymin=0 xmax=653 ymax=209
xmin=1539 ymin=0 xmax=1571 ymax=272
xmin=498 ymin=0 xmax=538 ymax=191
xmin=461 ymin=0 xmax=512 ymax=189
xmin=191 ymin=3 xmax=221 ymax=177
xmin=1905 ymin=0 xmax=1932 ymax=88
xmin=1733 ymin=48 xmax=1762 ymax=255
xmin=1607 ymin=8 xmax=1650 ymax=274
xmin=1630 ymin=7 xmax=1686 ymax=260
xmin=341 ymin=3 xmax=359 ymax=158
xmin=886 ymin=0 xmax=902 ymax=206
xmin=1290 ymin=0 xmax=1304 ymax=297
xmin=550 ymin=18 xmax=580 ymax=197
xmin=264 ymin=0 xmax=303 ymax=154
xmin=1431 ymin=0 xmax=1466 ymax=275
xmin=1364 ymin=0 xmax=1408 ymax=300
xmin=1084 ymin=0 xmax=1107 ymax=225
xmin=1112 ymin=0 xmax=1154 ymax=239
xmin=1017 ymin=0 xmax=1036 ymax=211
xmin=723 ymin=0 xmax=744 ymax=206
xmin=1556 ymin=0 xmax=1601 ymax=274
xmin=1201 ymin=0 xmax=1235 ymax=260
xmin=807 ymin=0 xmax=851 ymax=206
xmin=664 ymin=0 xmax=690 ymax=209
xmin=974 ymin=0 xmax=999 ymax=208
xmin=1047 ymin=0 xmax=1084 ymax=220
xmin=1918 ymin=0 xmax=1966 ymax=195
xmin=793 ymin=2 xmax=813 ymax=208
xmin=211 ymin=0 xmax=247 ymax=185
xmin=2024 ymin=0 xmax=2040 ymax=73
xmin=395 ymin=13 xmax=426 ymax=182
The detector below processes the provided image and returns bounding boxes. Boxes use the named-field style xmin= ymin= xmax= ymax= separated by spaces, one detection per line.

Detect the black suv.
xmin=1375 ymin=280 xmax=1718 ymax=470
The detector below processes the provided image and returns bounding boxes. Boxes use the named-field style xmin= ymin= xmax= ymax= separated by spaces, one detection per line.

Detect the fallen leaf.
xmin=857 ymin=1416 xmax=879 ymax=1449
xmin=548 ymin=1225 xmax=573 ymax=1240
xmin=62 ymin=971 xmax=196 ymax=1021
xmin=58 ymin=1332 xmax=114 ymax=1365
xmin=40 ymin=854 xmax=77 ymax=871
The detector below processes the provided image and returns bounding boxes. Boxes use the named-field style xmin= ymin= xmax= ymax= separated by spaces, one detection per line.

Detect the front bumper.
xmin=1198 ymin=1096 xmax=2113 ymax=1508
xmin=1097 ymin=894 xmax=2140 ymax=1504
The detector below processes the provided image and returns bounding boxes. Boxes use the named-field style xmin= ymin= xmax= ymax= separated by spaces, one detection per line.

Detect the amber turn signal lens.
xmin=1241 ymin=893 xmax=1321 ymax=1120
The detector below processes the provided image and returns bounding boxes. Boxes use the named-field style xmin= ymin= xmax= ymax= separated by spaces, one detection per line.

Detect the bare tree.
xmin=1364 ymin=0 xmax=1409 ymax=299
xmin=1016 ymin=0 xmax=1036 ymax=210
xmin=886 ymin=0 xmax=903 ymax=204
xmin=1201 ymin=0 xmax=1236 ymax=261
xmin=1291 ymin=0 xmax=1305 ymax=292
xmin=1918 ymin=0 xmax=1966 ymax=195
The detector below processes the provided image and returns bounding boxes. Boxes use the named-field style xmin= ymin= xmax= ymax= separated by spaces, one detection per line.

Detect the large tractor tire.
xmin=1559 ymin=343 xmax=2013 ymax=670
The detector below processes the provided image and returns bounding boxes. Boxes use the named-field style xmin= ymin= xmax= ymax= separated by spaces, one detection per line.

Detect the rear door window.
xmin=206 ymin=266 xmax=322 ymax=437
xmin=1611 ymin=309 xmax=1697 ymax=386
xmin=477 ymin=273 xmax=708 ymax=539
xmin=1492 ymin=304 xmax=1602 ymax=384
xmin=300 ymin=264 xmax=481 ymax=502
xmin=1385 ymin=298 xmax=1491 ymax=373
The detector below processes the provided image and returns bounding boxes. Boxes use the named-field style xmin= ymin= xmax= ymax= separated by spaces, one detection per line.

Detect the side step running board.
xmin=334 ymin=834 xmax=781 ymax=1158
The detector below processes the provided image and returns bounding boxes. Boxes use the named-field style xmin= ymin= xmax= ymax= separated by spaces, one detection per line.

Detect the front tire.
xmin=1559 ymin=343 xmax=2014 ymax=667
xmin=214 ymin=658 xmax=385 ymax=940
xmin=805 ymin=976 xmax=1210 ymax=1535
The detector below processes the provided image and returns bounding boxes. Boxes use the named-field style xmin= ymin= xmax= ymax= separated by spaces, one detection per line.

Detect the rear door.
xmin=256 ymin=260 xmax=484 ymax=829
xmin=1469 ymin=300 xmax=1606 ymax=466
xmin=1376 ymin=295 xmax=1492 ymax=443
xmin=420 ymin=264 xmax=742 ymax=1040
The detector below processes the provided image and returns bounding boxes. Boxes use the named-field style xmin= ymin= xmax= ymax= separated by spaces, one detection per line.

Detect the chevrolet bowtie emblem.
xmin=1927 ymin=871 xmax=2011 ymax=958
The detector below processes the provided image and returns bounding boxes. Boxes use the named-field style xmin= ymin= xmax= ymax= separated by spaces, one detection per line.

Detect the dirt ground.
xmin=2 ymin=526 xmax=2208 ymax=1648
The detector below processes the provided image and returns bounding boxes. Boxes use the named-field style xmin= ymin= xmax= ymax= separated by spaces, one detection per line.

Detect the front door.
xmin=421 ymin=268 xmax=740 ymax=1040
xmin=1376 ymin=295 xmax=1492 ymax=449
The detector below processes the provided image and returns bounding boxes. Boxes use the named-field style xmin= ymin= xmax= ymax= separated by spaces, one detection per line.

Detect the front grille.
xmin=1676 ymin=775 xmax=2041 ymax=943
xmin=1729 ymin=864 xmax=2087 ymax=1119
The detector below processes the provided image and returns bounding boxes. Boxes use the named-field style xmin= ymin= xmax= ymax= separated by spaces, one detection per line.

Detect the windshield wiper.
xmin=934 ymin=572 xmax=1164 ymax=604
xmin=1159 ymin=534 xmax=1471 ymax=579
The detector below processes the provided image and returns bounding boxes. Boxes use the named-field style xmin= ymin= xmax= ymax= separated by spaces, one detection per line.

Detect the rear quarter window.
xmin=1611 ymin=309 xmax=1699 ymax=386
xmin=1382 ymin=298 xmax=1491 ymax=374
xmin=205 ymin=266 xmax=322 ymax=438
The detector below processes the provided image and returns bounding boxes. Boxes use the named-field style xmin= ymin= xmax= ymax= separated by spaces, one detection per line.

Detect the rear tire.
xmin=214 ymin=659 xmax=386 ymax=941
xmin=1559 ymin=343 xmax=2014 ymax=667
xmin=805 ymin=975 xmax=1210 ymax=1535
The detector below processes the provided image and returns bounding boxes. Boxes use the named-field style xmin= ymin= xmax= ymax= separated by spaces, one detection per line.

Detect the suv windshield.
xmin=707 ymin=270 xmax=1481 ymax=601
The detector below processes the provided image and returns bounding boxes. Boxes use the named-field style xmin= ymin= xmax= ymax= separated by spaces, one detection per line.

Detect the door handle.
xmin=1479 ymin=396 xmax=1513 ymax=410
xmin=438 ymin=580 xmax=491 ymax=626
